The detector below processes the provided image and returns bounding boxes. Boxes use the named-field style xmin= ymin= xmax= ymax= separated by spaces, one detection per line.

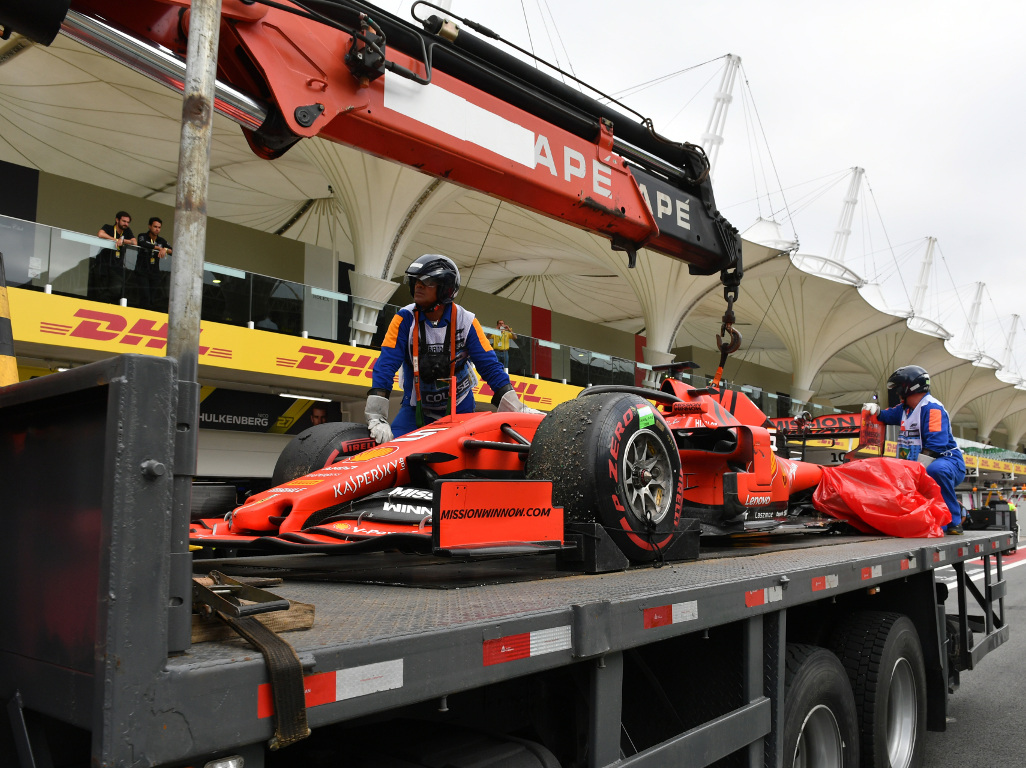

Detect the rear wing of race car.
xmin=771 ymin=409 xmax=885 ymax=463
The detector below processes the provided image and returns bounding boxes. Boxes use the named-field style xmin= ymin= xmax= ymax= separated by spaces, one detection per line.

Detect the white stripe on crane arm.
xmin=384 ymin=72 xmax=536 ymax=167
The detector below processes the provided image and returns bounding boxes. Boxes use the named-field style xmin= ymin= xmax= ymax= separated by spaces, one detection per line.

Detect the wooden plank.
xmin=191 ymin=600 xmax=315 ymax=644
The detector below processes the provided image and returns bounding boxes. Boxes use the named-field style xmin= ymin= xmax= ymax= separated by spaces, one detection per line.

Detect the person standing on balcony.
xmin=864 ymin=365 xmax=966 ymax=534
xmin=490 ymin=320 xmax=517 ymax=371
xmin=364 ymin=254 xmax=531 ymax=442
xmin=94 ymin=211 xmax=136 ymax=303
xmin=135 ymin=216 xmax=171 ymax=311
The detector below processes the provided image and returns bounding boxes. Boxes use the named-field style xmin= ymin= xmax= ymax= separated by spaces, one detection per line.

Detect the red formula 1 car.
xmin=190 ymin=366 xmax=827 ymax=566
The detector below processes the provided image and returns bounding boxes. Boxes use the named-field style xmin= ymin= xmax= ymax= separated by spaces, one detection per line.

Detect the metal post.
xmin=588 ymin=652 xmax=624 ymax=768
xmin=0 ymin=254 xmax=18 ymax=386
xmin=743 ymin=615 xmax=763 ymax=768
xmin=165 ymin=0 xmax=223 ymax=653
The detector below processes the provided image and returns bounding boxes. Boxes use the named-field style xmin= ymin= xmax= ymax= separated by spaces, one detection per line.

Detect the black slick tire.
xmin=271 ymin=422 xmax=374 ymax=486
xmin=783 ymin=644 xmax=859 ymax=768
xmin=830 ymin=613 xmax=926 ymax=768
xmin=525 ymin=392 xmax=683 ymax=563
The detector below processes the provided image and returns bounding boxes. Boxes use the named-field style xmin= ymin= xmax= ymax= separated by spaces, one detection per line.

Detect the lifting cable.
xmin=457 ymin=201 xmax=502 ymax=305
xmin=866 ymin=175 xmax=914 ymax=310
xmin=518 ymin=0 xmax=536 ymax=65
xmin=540 ymin=0 xmax=580 ymax=87
xmin=612 ymin=55 xmax=728 ymax=102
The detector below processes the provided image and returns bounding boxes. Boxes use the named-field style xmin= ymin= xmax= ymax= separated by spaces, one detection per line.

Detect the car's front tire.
xmin=526 ymin=392 xmax=683 ymax=563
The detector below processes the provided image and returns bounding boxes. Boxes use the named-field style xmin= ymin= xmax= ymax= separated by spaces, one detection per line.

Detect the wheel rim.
xmin=792 ymin=705 xmax=843 ymax=768
xmin=887 ymin=657 xmax=918 ymax=768
xmin=621 ymin=429 xmax=674 ymax=525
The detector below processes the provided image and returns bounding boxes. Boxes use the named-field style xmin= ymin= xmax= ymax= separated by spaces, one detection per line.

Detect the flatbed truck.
xmin=0 ymin=2 xmax=1015 ymax=765
xmin=0 ymin=355 xmax=1014 ymax=768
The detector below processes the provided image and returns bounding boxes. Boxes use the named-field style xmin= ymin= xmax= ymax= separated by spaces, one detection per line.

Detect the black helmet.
xmin=405 ymin=254 xmax=460 ymax=307
xmin=887 ymin=365 xmax=931 ymax=401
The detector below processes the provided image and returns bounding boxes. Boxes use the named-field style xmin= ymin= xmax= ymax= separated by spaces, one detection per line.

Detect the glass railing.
xmin=955 ymin=438 xmax=1026 ymax=464
xmin=0 ymin=213 xmax=841 ymax=415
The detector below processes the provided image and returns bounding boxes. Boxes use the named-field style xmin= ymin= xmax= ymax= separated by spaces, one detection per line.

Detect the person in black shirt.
xmin=135 ymin=216 xmax=171 ymax=311
xmin=93 ymin=211 xmax=136 ymax=303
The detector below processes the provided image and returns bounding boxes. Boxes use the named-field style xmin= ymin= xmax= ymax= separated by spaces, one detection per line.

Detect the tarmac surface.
xmin=923 ymin=540 xmax=1026 ymax=765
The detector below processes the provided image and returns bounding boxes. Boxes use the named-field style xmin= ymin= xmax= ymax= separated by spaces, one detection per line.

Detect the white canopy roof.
xmin=2 ymin=30 xmax=1023 ymax=445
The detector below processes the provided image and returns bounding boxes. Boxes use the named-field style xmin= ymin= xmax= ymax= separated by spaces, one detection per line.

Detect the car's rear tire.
xmin=525 ymin=392 xmax=683 ymax=563
xmin=783 ymin=644 xmax=859 ymax=768
xmin=830 ymin=613 xmax=926 ymax=768
xmin=271 ymin=422 xmax=374 ymax=486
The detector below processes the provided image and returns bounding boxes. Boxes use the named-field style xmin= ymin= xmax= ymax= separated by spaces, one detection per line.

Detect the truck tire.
xmin=525 ymin=392 xmax=683 ymax=563
xmin=271 ymin=421 xmax=374 ymax=486
xmin=783 ymin=644 xmax=859 ymax=768
xmin=830 ymin=613 xmax=926 ymax=768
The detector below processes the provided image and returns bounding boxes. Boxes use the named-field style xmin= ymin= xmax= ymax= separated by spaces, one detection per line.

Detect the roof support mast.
xmin=1002 ymin=314 xmax=1019 ymax=371
xmin=701 ymin=54 xmax=740 ymax=180
xmin=910 ymin=236 xmax=937 ymax=317
xmin=964 ymin=282 xmax=986 ymax=360
xmin=828 ymin=167 xmax=864 ymax=263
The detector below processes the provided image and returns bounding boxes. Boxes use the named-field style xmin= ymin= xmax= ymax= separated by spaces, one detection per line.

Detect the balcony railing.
xmin=0 ymin=213 xmax=841 ymax=417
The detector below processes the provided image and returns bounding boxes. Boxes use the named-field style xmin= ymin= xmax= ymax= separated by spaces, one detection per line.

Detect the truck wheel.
xmin=783 ymin=644 xmax=859 ymax=768
xmin=271 ymin=422 xmax=374 ymax=486
xmin=526 ymin=392 xmax=682 ymax=563
xmin=830 ymin=613 xmax=926 ymax=768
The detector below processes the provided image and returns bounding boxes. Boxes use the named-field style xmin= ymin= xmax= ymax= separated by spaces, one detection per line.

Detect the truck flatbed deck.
xmin=171 ymin=531 xmax=1012 ymax=742
xmin=184 ymin=532 xmax=1011 ymax=662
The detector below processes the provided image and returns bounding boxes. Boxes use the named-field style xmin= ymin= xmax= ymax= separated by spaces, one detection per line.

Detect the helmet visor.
xmin=405 ymin=275 xmax=442 ymax=288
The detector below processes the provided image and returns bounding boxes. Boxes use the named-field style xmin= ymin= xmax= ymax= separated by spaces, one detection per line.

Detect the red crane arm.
xmin=6 ymin=0 xmax=741 ymax=274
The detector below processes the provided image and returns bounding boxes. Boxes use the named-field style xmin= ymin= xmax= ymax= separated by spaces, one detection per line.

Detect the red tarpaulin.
xmin=812 ymin=457 xmax=951 ymax=538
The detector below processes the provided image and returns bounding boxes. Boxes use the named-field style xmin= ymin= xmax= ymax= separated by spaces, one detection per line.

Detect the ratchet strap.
xmin=219 ymin=613 xmax=311 ymax=750
xmin=195 ymin=573 xmax=310 ymax=750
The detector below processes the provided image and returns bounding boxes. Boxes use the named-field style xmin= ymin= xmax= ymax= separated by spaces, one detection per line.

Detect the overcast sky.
xmin=393 ymin=0 xmax=1026 ymax=369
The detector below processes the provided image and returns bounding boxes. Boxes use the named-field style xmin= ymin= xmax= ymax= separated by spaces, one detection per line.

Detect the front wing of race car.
xmin=189 ymin=413 xmax=570 ymax=556
xmin=191 ymin=479 xmax=566 ymax=556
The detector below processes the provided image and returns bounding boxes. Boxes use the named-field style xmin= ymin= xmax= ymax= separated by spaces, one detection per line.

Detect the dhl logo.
xmin=276 ymin=345 xmax=376 ymax=379
xmin=476 ymin=379 xmax=553 ymax=406
xmin=274 ymin=345 xmax=554 ymax=405
xmin=41 ymin=309 xmax=232 ymax=359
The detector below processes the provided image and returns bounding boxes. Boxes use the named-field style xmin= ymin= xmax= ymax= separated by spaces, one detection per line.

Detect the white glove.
xmin=497 ymin=389 xmax=542 ymax=415
xmin=497 ymin=389 xmax=526 ymax=412
xmin=918 ymin=454 xmax=935 ymax=468
xmin=863 ymin=402 xmax=880 ymax=417
xmin=365 ymin=394 xmax=393 ymax=444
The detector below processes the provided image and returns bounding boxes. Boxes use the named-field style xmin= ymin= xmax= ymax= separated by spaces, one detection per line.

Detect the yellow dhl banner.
xmin=964 ymin=454 xmax=1026 ymax=475
xmin=9 ymin=288 xmax=579 ymax=411
xmin=818 ymin=438 xmax=1026 ymax=474
xmin=879 ymin=440 xmax=1024 ymax=474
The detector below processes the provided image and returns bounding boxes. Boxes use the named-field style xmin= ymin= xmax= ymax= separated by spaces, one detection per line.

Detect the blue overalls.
xmin=878 ymin=393 xmax=966 ymax=527
xmin=372 ymin=303 xmax=510 ymax=437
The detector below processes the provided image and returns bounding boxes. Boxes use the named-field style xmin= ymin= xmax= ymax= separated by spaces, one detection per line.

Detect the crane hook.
xmin=716 ymin=324 xmax=742 ymax=355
